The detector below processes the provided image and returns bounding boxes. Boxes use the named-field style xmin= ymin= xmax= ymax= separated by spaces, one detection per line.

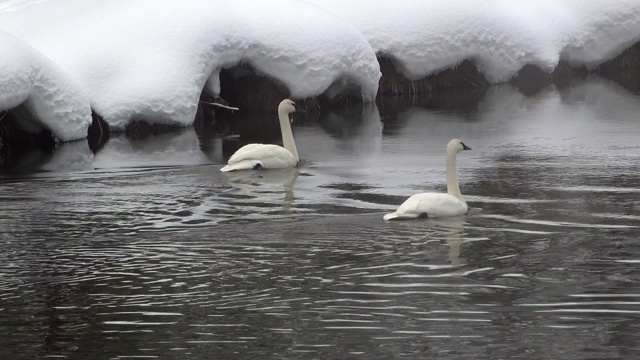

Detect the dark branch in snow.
xmin=199 ymin=99 xmax=239 ymax=112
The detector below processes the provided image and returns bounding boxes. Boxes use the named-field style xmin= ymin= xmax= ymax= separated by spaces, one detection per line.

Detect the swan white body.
xmin=384 ymin=139 xmax=471 ymax=220
xmin=221 ymin=99 xmax=302 ymax=172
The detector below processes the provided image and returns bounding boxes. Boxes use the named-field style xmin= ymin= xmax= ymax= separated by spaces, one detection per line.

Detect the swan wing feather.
xmin=220 ymin=159 xmax=265 ymax=172
xmin=222 ymin=144 xmax=297 ymax=172
xmin=384 ymin=193 xmax=468 ymax=220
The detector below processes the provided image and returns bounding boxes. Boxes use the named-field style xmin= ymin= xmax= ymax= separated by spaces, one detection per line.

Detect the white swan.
xmin=220 ymin=99 xmax=305 ymax=172
xmin=384 ymin=138 xmax=472 ymax=220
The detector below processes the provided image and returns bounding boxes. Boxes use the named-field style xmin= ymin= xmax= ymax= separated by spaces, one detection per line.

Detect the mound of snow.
xmin=0 ymin=0 xmax=380 ymax=130
xmin=0 ymin=31 xmax=91 ymax=141
xmin=309 ymin=0 xmax=640 ymax=82
xmin=2 ymin=0 xmax=638 ymax=140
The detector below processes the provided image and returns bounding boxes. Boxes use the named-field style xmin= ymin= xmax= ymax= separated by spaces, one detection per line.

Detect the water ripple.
xmin=2 ymin=91 xmax=640 ymax=358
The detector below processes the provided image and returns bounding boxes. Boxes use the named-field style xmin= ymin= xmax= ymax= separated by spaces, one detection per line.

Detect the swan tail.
xmin=383 ymin=212 xmax=421 ymax=221
xmin=383 ymin=213 xmax=400 ymax=221
xmin=220 ymin=160 xmax=263 ymax=172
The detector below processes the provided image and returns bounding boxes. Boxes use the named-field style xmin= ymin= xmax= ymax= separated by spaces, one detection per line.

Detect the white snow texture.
xmin=1 ymin=0 xmax=639 ymax=141
xmin=0 ymin=30 xmax=91 ymax=141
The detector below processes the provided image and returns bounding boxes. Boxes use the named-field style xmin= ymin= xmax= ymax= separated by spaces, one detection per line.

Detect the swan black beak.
xmin=462 ymin=142 xmax=472 ymax=150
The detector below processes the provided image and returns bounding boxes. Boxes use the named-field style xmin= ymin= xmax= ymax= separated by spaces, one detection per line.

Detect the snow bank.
xmin=1 ymin=0 xmax=639 ymax=139
xmin=308 ymin=0 xmax=640 ymax=82
xmin=0 ymin=0 xmax=380 ymax=130
xmin=0 ymin=31 xmax=91 ymax=141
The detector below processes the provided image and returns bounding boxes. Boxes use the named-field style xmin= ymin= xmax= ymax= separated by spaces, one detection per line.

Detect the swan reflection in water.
xmin=221 ymin=168 xmax=300 ymax=214
xmin=429 ymin=217 xmax=467 ymax=268
xmin=389 ymin=216 xmax=467 ymax=269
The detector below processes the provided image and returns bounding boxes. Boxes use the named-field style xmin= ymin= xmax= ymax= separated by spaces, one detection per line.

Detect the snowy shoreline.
xmin=1 ymin=0 xmax=640 ymax=145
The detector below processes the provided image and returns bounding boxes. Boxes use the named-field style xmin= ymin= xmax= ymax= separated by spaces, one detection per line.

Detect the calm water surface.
xmin=1 ymin=79 xmax=639 ymax=359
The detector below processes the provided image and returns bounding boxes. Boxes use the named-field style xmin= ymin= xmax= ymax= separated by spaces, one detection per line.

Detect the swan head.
xmin=448 ymin=138 xmax=472 ymax=153
xmin=278 ymin=99 xmax=307 ymax=116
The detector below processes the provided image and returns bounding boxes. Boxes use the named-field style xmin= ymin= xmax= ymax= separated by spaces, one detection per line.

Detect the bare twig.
xmin=0 ymin=112 xmax=6 ymax=152
xmin=199 ymin=100 xmax=239 ymax=111
xmin=97 ymin=116 xmax=104 ymax=144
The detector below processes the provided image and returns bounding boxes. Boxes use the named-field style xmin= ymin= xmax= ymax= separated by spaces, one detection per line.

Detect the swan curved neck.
xmin=446 ymin=150 xmax=463 ymax=201
xmin=278 ymin=107 xmax=299 ymax=161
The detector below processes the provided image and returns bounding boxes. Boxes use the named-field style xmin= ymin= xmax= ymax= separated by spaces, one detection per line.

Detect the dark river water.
xmin=1 ymin=78 xmax=639 ymax=359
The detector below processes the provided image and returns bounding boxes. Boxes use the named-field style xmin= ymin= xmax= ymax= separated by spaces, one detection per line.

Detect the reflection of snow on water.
xmin=93 ymin=128 xmax=210 ymax=169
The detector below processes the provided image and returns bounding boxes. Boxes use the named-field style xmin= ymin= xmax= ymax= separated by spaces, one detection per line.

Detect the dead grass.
xmin=0 ymin=112 xmax=7 ymax=164
xmin=378 ymin=57 xmax=488 ymax=96
xmin=597 ymin=41 xmax=640 ymax=92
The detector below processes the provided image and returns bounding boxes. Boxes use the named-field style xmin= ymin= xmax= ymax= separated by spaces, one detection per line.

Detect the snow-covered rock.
xmin=0 ymin=0 xmax=380 ymax=130
xmin=0 ymin=30 xmax=91 ymax=141
xmin=309 ymin=0 xmax=640 ymax=82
